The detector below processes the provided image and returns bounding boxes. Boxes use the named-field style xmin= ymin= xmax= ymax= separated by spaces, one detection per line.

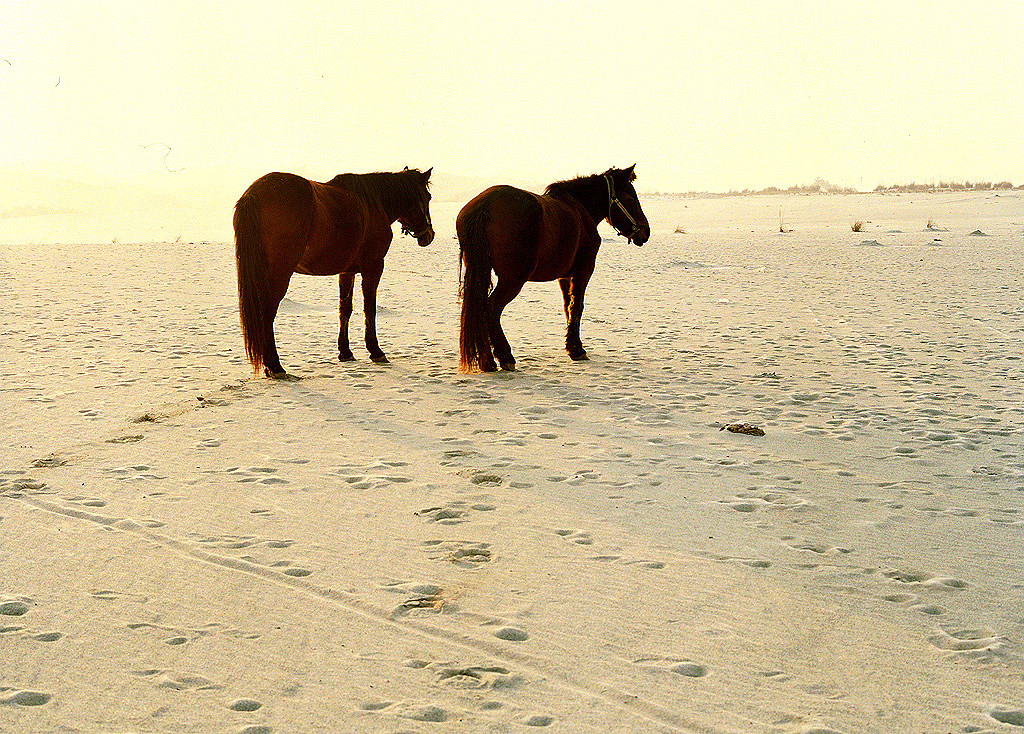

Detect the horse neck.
xmin=331 ymin=173 xmax=411 ymax=223
xmin=551 ymin=179 xmax=609 ymax=224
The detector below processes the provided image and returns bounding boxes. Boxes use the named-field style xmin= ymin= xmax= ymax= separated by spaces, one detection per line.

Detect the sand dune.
xmin=2 ymin=191 xmax=1023 ymax=732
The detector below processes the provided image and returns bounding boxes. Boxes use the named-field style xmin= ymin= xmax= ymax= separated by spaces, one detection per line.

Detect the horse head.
xmin=604 ymin=165 xmax=650 ymax=246
xmin=399 ymin=167 xmax=435 ymax=246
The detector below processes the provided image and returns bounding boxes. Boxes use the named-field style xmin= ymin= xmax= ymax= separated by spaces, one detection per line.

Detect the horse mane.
xmin=543 ymin=166 xmax=634 ymax=200
xmin=544 ymin=171 xmax=603 ymax=200
xmin=326 ymin=170 xmax=428 ymax=217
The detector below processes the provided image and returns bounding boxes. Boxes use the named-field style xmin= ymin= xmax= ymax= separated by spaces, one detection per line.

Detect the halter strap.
xmin=401 ymin=198 xmax=433 ymax=239
xmin=605 ymin=174 xmax=641 ymax=242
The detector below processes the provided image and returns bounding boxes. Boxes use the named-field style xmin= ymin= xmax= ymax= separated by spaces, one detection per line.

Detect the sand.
xmin=2 ymin=190 xmax=1023 ymax=733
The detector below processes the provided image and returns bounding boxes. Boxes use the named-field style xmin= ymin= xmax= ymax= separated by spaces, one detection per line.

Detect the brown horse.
xmin=234 ymin=168 xmax=434 ymax=377
xmin=457 ymin=165 xmax=650 ymax=372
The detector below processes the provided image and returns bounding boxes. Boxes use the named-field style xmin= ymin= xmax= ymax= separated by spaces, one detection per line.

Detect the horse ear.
xmin=423 ymin=167 xmax=432 ymax=180
xmin=626 ymin=164 xmax=636 ymax=180
xmin=403 ymin=166 xmax=410 ymax=171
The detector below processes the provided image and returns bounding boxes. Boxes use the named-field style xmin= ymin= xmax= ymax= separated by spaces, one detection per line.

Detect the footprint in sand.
xmin=106 ymin=434 xmax=144 ymax=444
xmin=493 ymin=627 xmax=529 ymax=642
xmin=0 ymin=690 xmax=52 ymax=706
xmin=63 ymin=496 xmax=107 ymax=508
xmin=622 ymin=559 xmax=667 ymax=570
xmin=133 ymin=669 xmax=222 ymax=691
xmin=882 ymin=592 xmax=918 ymax=604
xmin=523 ymin=714 xmax=555 ymax=726
xmin=554 ymin=529 xmax=594 ymax=545
xmin=786 ymin=541 xmax=850 ymax=556
xmin=416 ymin=504 xmax=469 ymax=524
xmin=990 ymin=707 xmax=1024 ymax=727
xmin=391 ymin=703 xmax=450 ymax=722
xmin=280 ymin=566 xmax=312 ymax=577
xmin=192 ymin=534 xmax=300 ymax=576
xmin=928 ymin=627 xmax=1006 ymax=655
xmin=127 ymin=622 xmax=201 ymax=646
xmin=31 ymin=455 xmax=67 ymax=468
xmin=90 ymin=589 xmax=149 ymax=603
xmin=635 ymin=657 xmax=710 ymax=678
xmin=0 ymin=599 xmax=31 ymax=616
xmin=726 ymin=557 xmax=772 ymax=569
xmin=423 ymin=540 xmax=493 ymax=568
xmin=227 ymin=698 xmax=263 ymax=711
xmin=230 ymin=467 xmax=289 ymax=486
xmin=385 ymin=584 xmax=448 ymax=617
xmin=236 ymin=556 xmax=311 ymax=577
xmin=416 ymin=498 xmax=497 ymax=525
xmin=881 ymin=569 xmax=968 ymax=589
xmin=31 ymin=631 xmax=62 ymax=642
xmin=432 ymin=663 xmax=520 ymax=691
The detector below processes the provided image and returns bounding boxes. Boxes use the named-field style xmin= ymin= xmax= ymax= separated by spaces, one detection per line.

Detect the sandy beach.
xmin=2 ymin=189 xmax=1023 ymax=733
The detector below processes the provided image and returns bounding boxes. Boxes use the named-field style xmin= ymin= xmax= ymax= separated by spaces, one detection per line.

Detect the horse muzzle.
xmin=631 ymin=226 xmax=650 ymax=246
xmin=416 ymin=227 xmax=435 ymax=247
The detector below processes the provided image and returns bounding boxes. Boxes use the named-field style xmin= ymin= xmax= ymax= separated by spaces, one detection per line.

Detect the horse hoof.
xmin=569 ymin=352 xmax=589 ymax=362
xmin=370 ymin=354 xmax=390 ymax=364
xmin=267 ymin=370 xmax=299 ymax=381
xmin=338 ymin=352 xmax=355 ymax=362
xmin=499 ymin=360 xmax=516 ymax=371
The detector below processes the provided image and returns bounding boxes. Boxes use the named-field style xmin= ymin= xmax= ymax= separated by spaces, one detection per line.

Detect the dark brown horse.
xmin=234 ymin=168 xmax=434 ymax=377
xmin=457 ymin=165 xmax=650 ymax=372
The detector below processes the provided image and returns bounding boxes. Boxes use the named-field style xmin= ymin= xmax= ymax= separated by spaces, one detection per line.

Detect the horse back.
xmin=297 ymin=180 xmax=381 ymax=275
xmin=459 ymin=186 xmax=595 ymax=283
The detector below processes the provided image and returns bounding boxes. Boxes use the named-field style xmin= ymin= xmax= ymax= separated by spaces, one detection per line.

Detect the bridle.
xmin=605 ymin=174 xmax=643 ymax=243
xmin=400 ymin=196 xmax=433 ymax=239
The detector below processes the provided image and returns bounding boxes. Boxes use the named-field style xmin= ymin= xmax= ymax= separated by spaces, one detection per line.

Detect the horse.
xmin=457 ymin=165 xmax=650 ymax=373
xmin=233 ymin=168 xmax=434 ymax=378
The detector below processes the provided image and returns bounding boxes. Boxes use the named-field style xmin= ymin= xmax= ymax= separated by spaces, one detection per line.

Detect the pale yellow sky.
xmin=4 ymin=0 xmax=1023 ymax=192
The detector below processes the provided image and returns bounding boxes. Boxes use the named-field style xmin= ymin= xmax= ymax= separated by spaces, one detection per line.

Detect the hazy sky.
xmin=4 ymin=0 xmax=1023 ymax=192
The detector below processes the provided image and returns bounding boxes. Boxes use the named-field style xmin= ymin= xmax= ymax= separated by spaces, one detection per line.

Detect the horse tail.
xmin=458 ymin=207 xmax=497 ymax=373
xmin=233 ymin=193 xmax=270 ymax=375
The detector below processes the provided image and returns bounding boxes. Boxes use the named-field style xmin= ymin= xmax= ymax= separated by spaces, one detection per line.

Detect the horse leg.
xmin=360 ymin=265 xmax=389 ymax=363
xmin=262 ymin=272 xmax=293 ymax=378
xmin=487 ymin=278 xmax=524 ymax=371
xmin=558 ymin=277 xmax=572 ymax=324
xmin=564 ymin=273 xmax=592 ymax=361
xmin=337 ymin=273 xmax=356 ymax=361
